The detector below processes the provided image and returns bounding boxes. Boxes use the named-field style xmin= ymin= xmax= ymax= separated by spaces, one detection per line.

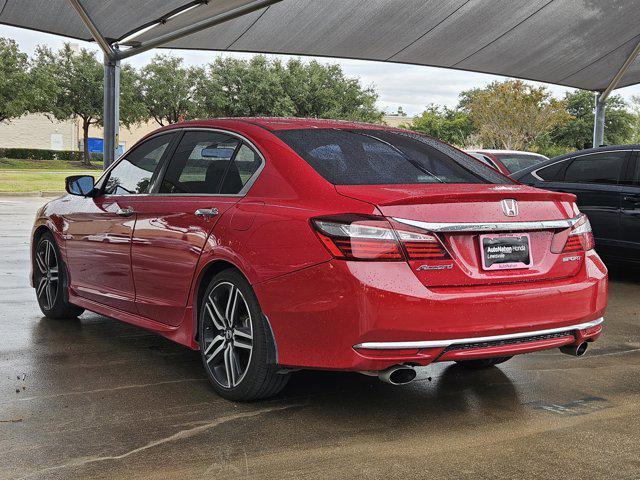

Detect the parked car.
xmin=467 ymin=150 xmax=548 ymax=176
xmin=31 ymin=118 xmax=607 ymax=401
xmin=512 ymin=145 xmax=640 ymax=263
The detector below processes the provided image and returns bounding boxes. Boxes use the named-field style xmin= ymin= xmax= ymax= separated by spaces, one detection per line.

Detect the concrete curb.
xmin=0 ymin=191 xmax=64 ymax=197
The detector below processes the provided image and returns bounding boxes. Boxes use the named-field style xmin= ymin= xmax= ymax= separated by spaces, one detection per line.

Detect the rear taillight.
xmin=394 ymin=225 xmax=451 ymax=260
xmin=562 ymin=214 xmax=595 ymax=253
xmin=311 ymin=215 xmax=450 ymax=261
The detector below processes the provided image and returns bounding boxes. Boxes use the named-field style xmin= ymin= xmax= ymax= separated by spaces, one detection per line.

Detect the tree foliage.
xmin=625 ymin=94 xmax=640 ymax=145
xmin=31 ymin=44 xmax=143 ymax=165
xmin=408 ymin=105 xmax=472 ymax=146
xmin=460 ymin=80 xmax=570 ymax=151
xmin=139 ymin=55 xmax=202 ymax=126
xmin=144 ymin=54 xmax=383 ymax=123
xmin=549 ymin=90 xmax=633 ymax=150
xmin=0 ymin=38 xmax=30 ymax=123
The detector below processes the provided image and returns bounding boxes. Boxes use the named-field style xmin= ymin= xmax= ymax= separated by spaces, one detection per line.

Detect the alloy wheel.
xmin=35 ymin=239 xmax=59 ymax=311
xmin=202 ymin=282 xmax=254 ymax=388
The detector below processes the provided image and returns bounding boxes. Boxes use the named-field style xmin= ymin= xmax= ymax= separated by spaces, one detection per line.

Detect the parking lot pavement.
xmin=1 ymin=196 xmax=639 ymax=480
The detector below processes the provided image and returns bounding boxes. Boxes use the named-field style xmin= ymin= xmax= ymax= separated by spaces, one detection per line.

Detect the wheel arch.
xmin=191 ymin=258 xmax=279 ymax=364
xmin=31 ymin=225 xmax=54 ymax=286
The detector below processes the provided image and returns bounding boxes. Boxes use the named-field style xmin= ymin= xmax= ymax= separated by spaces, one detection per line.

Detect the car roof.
xmin=469 ymin=149 xmax=547 ymax=157
xmin=162 ymin=117 xmax=391 ymax=132
xmin=510 ymin=144 xmax=640 ymax=180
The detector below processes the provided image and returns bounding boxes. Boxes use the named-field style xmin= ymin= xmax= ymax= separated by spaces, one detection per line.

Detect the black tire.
xmin=34 ymin=232 xmax=85 ymax=319
xmin=198 ymin=269 xmax=289 ymax=401
xmin=454 ymin=356 xmax=512 ymax=369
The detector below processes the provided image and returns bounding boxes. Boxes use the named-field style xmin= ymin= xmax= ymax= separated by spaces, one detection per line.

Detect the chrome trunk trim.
xmin=353 ymin=318 xmax=604 ymax=350
xmin=392 ymin=215 xmax=582 ymax=233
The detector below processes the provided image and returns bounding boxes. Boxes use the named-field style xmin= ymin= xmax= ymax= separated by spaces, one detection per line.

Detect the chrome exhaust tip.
xmin=560 ymin=342 xmax=588 ymax=357
xmin=378 ymin=365 xmax=417 ymax=385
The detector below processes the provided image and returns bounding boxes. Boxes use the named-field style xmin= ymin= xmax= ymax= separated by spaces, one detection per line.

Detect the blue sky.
xmin=2 ymin=24 xmax=640 ymax=117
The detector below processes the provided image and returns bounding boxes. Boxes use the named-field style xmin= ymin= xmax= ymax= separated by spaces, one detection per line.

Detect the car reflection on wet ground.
xmin=1 ymin=196 xmax=639 ymax=480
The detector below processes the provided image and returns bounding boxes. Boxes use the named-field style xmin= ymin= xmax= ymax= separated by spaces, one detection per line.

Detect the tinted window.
xmin=220 ymin=144 xmax=262 ymax=194
xmin=493 ymin=153 xmax=546 ymax=173
xmin=632 ymin=154 xmax=640 ymax=185
xmin=104 ymin=134 xmax=173 ymax=195
xmin=469 ymin=152 xmax=497 ymax=169
xmin=535 ymin=160 xmax=567 ymax=181
xmin=276 ymin=129 xmax=512 ymax=185
xmin=563 ymin=152 xmax=626 ymax=185
xmin=160 ymin=131 xmax=246 ymax=194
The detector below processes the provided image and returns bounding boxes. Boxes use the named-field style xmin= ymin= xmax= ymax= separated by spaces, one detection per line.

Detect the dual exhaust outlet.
xmin=367 ymin=342 xmax=588 ymax=386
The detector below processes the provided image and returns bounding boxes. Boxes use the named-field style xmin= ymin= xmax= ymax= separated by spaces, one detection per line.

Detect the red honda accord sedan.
xmin=31 ymin=118 xmax=607 ymax=400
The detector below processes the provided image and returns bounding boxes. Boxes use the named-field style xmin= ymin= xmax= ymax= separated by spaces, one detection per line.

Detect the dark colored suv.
xmin=512 ymin=145 xmax=640 ymax=263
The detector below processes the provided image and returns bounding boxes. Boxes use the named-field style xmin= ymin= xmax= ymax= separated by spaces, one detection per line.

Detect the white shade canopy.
xmin=2 ymin=0 xmax=640 ymax=91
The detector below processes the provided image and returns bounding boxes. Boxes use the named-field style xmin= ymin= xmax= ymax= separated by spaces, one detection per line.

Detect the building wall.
xmin=1 ymin=115 xmax=410 ymax=153
xmin=0 ymin=114 xmax=78 ymax=150
xmin=87 ymin=120 xmax=160 ymax=152
xmin=382 ymin=115 xmax=412 ymax=128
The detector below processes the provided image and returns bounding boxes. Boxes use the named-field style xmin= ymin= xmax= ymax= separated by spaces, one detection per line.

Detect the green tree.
xmin=460 ymin=80 xmax=569 ymax=150
xmin=139 ymin=55 xmax=203 ymax=126
xmin=282 ymin=58 xmax=382 ymax=122
xmin=195 ymin=55 xmax=383 ymax=122
xmin=628 ymin=95 xmax=640 ymax=144
xmin=32 ymin=44 xmax=143 ymax=165
xmin=0 ymin=38 xmax=31 ymax=123
xmin=408 ymin=105 xmax=473 ymax=146
xmin=550 ymin=90 xmax=633 ymax=150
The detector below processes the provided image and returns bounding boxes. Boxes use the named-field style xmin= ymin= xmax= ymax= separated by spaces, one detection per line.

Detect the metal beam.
xmin=67 ymin=0 xmax=115 ymax=57
xmin=116 ymin=0 xmax=282 ymax=60
xmin=103 ymin=54 xmax=120 ymax=168
xmin=593 ymin=92 xmax=605 ymax=148
xmin=600 ymin=36 xmax=640 ymax=102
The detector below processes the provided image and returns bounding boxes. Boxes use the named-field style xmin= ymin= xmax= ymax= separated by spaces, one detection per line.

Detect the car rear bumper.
xmin=254 ymin=250 xmax=607 ymax=371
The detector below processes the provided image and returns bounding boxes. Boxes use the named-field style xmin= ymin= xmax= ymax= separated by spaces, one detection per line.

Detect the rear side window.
xmin=275 ymin=129 xmax=512 ymax=185
xmin=158 ymin=131 xmax=262 ymax=195
xmin=535 ymin=160 xmax=567 ymax=181
xmin=563 ymin=152 xmax=626 ymax=185
xmin=494 ymin=153 xmax=545 ymax=173
xmin=104 ymin=133 xmax=173 ymax=195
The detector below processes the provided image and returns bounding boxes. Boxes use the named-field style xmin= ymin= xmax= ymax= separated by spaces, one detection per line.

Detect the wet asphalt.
xmin=0 ymin=196 xmax=639 ymax=480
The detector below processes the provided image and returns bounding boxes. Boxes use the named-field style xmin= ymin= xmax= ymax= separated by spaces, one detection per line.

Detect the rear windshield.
xmin=493 ymin=153 xmax=546 ymax=173
xmin=275 ymin=129 xmax=513 ymax=185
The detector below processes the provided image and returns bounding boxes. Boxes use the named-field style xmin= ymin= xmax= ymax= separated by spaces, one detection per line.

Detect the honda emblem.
xmin=501 ymin=199 xmax=519 ymax=217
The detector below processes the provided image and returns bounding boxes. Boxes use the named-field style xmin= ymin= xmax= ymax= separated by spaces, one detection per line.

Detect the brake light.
xmin=394 ymin=227 xmax=450 ymax=260
xmin=562 ymin=214 xmax=594 ymax=252
xmin=311 ymin=215 xmax=450 ymax=261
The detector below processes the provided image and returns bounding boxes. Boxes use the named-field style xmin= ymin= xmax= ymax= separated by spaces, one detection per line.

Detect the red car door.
xmin=130 ymin=130 xmax=263 ymax=326
xmin=63 ymin=132 xmax=177 ymax=313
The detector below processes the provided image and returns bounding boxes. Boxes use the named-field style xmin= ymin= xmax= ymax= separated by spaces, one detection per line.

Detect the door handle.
xmin=623 ymin=195 xmax=640 ymax=204
xmin=195 ymin=208 xmax=219 ymax=218
xmin=116 ymin=207 xmax=135 ymax=217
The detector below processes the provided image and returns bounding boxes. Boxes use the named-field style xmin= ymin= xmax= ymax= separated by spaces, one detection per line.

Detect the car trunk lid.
xmin=336 ymin=184 xmax=583 ymax=287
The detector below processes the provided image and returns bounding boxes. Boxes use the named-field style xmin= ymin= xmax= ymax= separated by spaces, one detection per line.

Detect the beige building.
xmin=382 ymin=114 xmax=412 ymax=128
xmin=0 ymin=113 xmax=160 ymax=153
xmin=1 ymin=113 xmax=414 ymax=154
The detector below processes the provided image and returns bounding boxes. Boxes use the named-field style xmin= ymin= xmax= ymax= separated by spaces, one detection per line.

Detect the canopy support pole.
xmin=67 ymin=0 xmax=120 ymax=168
xmin=103 ymin=54 xmax=120 ymax=168
xmin=593 ymin=36 xmax=640 ymax=147
xmin=593 ymin=93 xmax=605 ymax=148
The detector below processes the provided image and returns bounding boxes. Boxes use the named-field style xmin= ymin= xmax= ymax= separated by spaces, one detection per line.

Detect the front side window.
xmin=104 ymin=134 xmax=173 ymax=195
xmin=563 ymin=152 xmax=627 ymax=185
xmin=158 ymin=131 xmax=261 ymax=195
xmin=275 ymin=129 xmax=512 ymax=185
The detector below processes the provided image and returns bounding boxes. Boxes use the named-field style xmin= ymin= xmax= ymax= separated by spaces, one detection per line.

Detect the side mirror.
xmin=65 ymin=175 xmax=95 ymax=196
